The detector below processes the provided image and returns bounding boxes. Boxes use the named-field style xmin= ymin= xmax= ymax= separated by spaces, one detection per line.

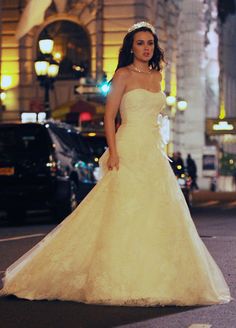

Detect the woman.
xmin=0 ymin=22 xmax=231 ymax=306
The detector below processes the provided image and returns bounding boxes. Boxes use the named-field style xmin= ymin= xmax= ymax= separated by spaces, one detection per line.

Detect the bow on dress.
xmin=157 ymin=114 xmax=172 ymax=162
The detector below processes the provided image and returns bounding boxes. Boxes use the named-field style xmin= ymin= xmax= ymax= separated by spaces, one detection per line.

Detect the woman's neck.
xmin=132 ymin=60 xmax=149 ymax=70
xmin=130 ymin=60 xmax=151 ymax=74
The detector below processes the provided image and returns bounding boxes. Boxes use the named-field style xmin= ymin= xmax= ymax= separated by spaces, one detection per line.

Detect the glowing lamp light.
xmin=0 ymin=92 xmax=6 ymax=101
xmin=73 ymin=65 xmax=84 ymax=72
xmin=1 ymin=75 xmax=12 ymax=89
xmin=34 ymin=60 xmax=49 ymax=76
xmin=166 ymin=96 xmax=176 ymax=107
xmin=177 ymin=100 xmax=188 ymax=111
xmin=47 ymin=63 xmax=59 ymax=78
xmin=53 ymin=52 xmax=62 ymax=62
xmin=39 ymin=39 xmax=54 ymax=54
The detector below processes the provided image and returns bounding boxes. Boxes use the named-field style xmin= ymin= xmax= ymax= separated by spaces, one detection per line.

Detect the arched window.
xmin=38 ymin=21 xmax=91 ymax=80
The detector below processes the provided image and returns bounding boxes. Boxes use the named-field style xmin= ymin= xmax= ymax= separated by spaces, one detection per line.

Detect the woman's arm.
xmin=104 ymin=69 xmax=128 ymax=170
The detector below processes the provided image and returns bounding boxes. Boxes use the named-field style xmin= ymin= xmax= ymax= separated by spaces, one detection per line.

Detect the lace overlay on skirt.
xmin=0 ymin=89 xmax=231 ymax=306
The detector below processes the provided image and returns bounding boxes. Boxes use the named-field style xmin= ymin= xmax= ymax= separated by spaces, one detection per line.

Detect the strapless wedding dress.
xmin=0 ymin=89 xmax=231 ymax=306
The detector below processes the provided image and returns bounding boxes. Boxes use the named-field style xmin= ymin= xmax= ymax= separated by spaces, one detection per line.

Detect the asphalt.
xmin=0 ymin=207 xmax=235 ymax=328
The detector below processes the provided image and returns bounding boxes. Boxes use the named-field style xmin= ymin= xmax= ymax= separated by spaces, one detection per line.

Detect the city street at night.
xmin=1 ymin=0 xmax=236 ymax=327
xmin=0 ymin=205 xmax=235 ymax=328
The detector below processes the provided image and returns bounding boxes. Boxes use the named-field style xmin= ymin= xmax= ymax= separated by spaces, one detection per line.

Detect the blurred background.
xmin=0 ymin=0 xmax=236 ymax=224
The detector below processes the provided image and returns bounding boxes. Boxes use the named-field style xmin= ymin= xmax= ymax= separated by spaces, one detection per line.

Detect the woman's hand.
xmin=107 ymin=153 xmax=119 ymax=171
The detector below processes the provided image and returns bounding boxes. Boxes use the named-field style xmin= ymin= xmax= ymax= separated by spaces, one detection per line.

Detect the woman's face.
xmin=132 ymin=31 xmax=154 ymax=62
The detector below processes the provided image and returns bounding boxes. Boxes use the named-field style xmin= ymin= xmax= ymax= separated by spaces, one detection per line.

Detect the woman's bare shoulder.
xmin=114 ymin=67 xmax=131 ymax=79
xmin=152 ymin=69 xmax=162 ymax=80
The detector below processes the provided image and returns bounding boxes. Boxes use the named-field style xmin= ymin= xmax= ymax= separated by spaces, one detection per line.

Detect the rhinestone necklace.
xmin=131 ymin=64 xmax=152 ymax=74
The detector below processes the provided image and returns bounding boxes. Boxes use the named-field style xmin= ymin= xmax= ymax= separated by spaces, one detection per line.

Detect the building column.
xmin=176 ymin=0 xmax=207 ymax=185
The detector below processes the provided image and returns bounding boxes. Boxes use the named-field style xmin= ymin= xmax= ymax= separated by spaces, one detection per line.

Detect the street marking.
xmin=188 ymin=325 xmax=212 ymax=328
xmin=0 ymin=233 xmax=45 ymax=242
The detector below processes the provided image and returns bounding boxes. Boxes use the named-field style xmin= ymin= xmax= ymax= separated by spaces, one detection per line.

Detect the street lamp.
xmin=177 ymin=100 xmax=188 ymax=111
xmin=34 ymin=33 xmax=59 ymax=119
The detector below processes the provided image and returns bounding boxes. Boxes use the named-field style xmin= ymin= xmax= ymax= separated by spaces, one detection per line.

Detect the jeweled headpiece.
xmin=127 ymin=21 xmax=156 ymax=35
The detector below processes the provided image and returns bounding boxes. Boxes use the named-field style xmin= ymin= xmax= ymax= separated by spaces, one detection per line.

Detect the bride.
xmin=0 ymin=21 xmax=231 ymax=306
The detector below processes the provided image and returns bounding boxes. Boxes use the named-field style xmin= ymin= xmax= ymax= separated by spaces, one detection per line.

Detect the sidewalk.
xmin=191 ymin=190 xmax=236 ymax=207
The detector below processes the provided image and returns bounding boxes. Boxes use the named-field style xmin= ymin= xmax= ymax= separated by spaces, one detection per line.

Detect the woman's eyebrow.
xmin=135 ymin=39 xmax=154 ymax=42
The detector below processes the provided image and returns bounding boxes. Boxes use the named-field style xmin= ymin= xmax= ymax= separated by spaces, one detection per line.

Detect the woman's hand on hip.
xmin=107 ymin=153 xmax=119 ymax=171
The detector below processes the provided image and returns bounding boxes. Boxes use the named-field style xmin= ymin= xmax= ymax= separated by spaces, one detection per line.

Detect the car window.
xmin=49 ymin=125 xmax=91 ymax=155
xmin=81 ymin=136 xmax=107 ymax=157
xmin=69 ymin=133 xmax=91 ymax=155
xmin=0 ymin=124 xmax=52 ymax=158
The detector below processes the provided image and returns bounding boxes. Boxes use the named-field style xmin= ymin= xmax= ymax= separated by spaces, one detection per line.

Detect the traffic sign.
xmin=74 ymin=84 xmax=99 ymax=95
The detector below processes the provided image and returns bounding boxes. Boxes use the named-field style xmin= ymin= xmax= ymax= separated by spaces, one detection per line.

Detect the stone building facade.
xmin=0 ymin=0 xmax=182 ymax=117
xmin=1 ymin=0 xmax=234 ymax=188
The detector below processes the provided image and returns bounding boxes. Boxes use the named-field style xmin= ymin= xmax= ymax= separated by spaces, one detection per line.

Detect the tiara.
xmin=127 ymin=21 xmax=156 ymax=35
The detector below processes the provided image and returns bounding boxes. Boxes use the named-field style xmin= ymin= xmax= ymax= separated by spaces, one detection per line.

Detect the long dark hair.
xmin=115 ymin=26 xmax=165 ymax=72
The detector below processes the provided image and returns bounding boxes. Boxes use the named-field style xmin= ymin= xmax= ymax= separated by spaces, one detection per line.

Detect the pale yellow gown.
xmin=0 ymin=89 xmax=231 ymax=306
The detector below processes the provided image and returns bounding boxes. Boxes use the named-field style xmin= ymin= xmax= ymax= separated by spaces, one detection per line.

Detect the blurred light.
xmin=1 ymin=75 xmax=12 ymax=89
xmin=177 ymin=100 xmax=188 ymax=111
xmin=38 ymin=112 xmax=46 ymax=123
xmin=177 ymin=178 xmax=185 ymax=186
xmin=47 ymin=63 xmax=59 ymax=78
xmin=177 ymin=165 xmax=182 ymax=170
xmin=34 ymin=60 xmax=49 ymax=76
xmin=80 ymin=112 xmax=92 ymax=122
xmin=181 ymin=173 xmax=185 ymax=178
xmin=21 ymin=113 xmax=37 ymax=123
xmin=94 ymin=157 xmax=99 ymax=162
xmin=0 ymin=92 xmax=6 ymax=101
xmin=73 ymin=65 xmax=84 ymax=72
xmin=229 ymin=159 xmax=234 ymax=164
xmin=39 ymin=39 xmax=54 ymax=54
xmin=219 ymin=99 xmax=226 ymax=119
xmin=93 ymin=167 xmax=101 ymax=182
xmin=213 ymin=121 xmax=234 ymax=131
xmin=53 ymin=52 xmax=62 ymax=62
xmin=100 ymin=82 xmax=110 ymax=95
xmin=88 ymin=132 xmax=96 ymax=137
xmin=166 ymin=96 xmax=176 ymax=106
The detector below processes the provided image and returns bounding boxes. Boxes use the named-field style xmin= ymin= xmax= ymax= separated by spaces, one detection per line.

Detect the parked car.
xmin=0 ymin=121 xmax=98 ymax=224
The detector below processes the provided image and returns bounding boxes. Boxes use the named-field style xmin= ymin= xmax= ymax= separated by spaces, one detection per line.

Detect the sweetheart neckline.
xmin=122 ymin=88 xmax=164 ymax=99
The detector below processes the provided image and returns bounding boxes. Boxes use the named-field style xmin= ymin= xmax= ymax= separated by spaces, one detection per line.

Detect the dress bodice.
xmin=120 ymin=89 xmax=166 ymax=128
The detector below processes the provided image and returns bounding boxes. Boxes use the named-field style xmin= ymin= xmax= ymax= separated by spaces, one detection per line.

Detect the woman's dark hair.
xmin=115 ymin=26 xmax=165 ymax=72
